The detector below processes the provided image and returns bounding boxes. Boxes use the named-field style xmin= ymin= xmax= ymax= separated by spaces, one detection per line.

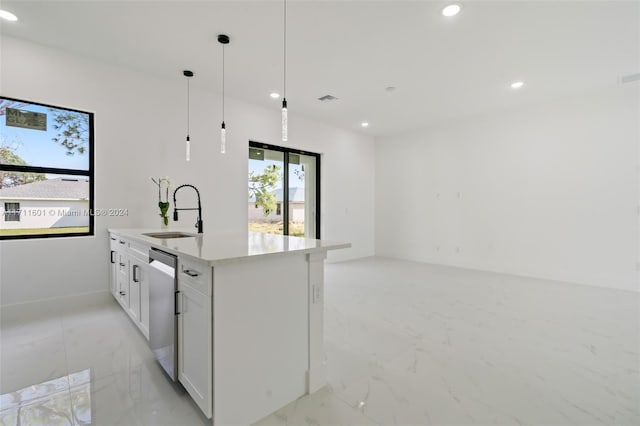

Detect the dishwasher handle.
xmin=149 ymin=248 xmax=177 ymax=268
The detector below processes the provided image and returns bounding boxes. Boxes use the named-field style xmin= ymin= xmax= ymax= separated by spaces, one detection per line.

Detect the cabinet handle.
xmin=110 ymin=237 xmax=116 ymax=241
xmin=119 ymin=262 xmax=126 ymax=267
xmin=183 ymin=269 xmax=199 ymax=277
xmin=110 ymin=250 xmax=116 ymax=264
xmin=119 ymin=291 xmax=126 ymax=296
xmin=132 ymin=265 xmax=140 ymax=283
xmin=119 ymin=241 xmax=125 ymax=245
xmin=175 ymin=291 xmax=181 ymax=315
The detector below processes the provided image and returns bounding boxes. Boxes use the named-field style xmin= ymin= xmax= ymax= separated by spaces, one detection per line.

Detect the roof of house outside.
xmin=249 ymin=187 xmax=305 ymax=203
xmin=0 ymin=178 xmax=89 ymax=200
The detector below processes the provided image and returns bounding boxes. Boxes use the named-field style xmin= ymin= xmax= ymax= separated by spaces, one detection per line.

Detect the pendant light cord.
xmin=222 ymin=43 xmax=225 ymax=122
xmin=187 ymin=76 xmax=190 ymax=138
xmin=283 ymin=0 xmax=287 ymax=98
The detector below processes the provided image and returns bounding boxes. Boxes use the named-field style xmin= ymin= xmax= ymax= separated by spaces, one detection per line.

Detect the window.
xmin=248 ymin=142 xmax=320 ymax=238
xmin=4 ymin=202 xmax=20 ymax=222
xmin=0 ymin=96 xmax=94 ymax=240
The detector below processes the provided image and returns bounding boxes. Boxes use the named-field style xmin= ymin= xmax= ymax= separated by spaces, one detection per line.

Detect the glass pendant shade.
xmin=282 ymin=99 xmax=288 ymax=142
xmin=220 ymin=122 xmax=226 ymax=154
xmin=186 ymin=136 xmax=191 ymax=161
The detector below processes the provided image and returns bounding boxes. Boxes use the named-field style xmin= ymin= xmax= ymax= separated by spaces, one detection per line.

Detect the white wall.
xmin=376 ymin=85 xmax=640 ymax=292
xmin=0 ymin=200 xmax=89 ymax=229
xmin=0 ymin=36 xmax=374 ymax=305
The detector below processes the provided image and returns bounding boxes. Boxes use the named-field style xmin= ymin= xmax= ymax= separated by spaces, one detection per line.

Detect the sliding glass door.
xmin=248 ymin=142 xmax=320 ymax=238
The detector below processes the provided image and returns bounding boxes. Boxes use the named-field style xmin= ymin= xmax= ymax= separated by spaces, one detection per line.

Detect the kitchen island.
xmin=107 ymin=229 xmax=350 ymax=425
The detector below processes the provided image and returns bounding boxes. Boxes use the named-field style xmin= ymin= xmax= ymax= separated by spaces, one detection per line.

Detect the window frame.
xmin=0 ymin=96 xmax=95 ymax=240
xmin=3 ymin=202 xmax=20 ymax=222
xmin=249 ymin=141 xmax=321 ymax=238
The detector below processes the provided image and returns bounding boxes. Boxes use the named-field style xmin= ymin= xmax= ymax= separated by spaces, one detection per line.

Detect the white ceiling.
xmin=1 ymin=0 xmax=638 ymax=136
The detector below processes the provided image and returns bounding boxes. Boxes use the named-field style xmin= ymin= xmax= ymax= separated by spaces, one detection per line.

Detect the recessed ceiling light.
xmin=385 ymin=86 xmax=397 ymax=92
xmin=441 ymin=4 xmax=461 ymax=17
xmin=0 ymin=10 xmax=18 ymax=21
xmin=269 ymin=92 xmax=280 ymax=99
xmin=361 ymin=122 xmax=369 ymax=128
xmin=510 ymin=81 xmax=525 ymax=89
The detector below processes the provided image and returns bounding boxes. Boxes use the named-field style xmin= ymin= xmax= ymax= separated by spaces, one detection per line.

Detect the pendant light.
xmin=281 ymin=0 xmax=288 ymax=142
xmin=218 ymin=34 xmax=230 ymax=154
xmin=183 ymin=70 xmax=194 ymax=161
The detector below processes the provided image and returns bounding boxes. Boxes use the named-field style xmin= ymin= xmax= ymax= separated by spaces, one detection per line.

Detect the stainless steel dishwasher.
xmin=148 ymin=247 xmax=179 ymax=381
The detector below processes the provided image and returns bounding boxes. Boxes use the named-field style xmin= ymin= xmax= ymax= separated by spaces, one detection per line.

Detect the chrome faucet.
xmin=173 ymin=184 xmax=203 ymax=233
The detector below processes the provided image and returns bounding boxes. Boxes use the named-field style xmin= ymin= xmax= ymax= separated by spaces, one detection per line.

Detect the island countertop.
xmin=108 ymin=228 xmax=351 ymax=265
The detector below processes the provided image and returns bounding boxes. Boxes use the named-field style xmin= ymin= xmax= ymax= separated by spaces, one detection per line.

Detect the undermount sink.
xmin=143 ymin=232 xmax=196 ymax=239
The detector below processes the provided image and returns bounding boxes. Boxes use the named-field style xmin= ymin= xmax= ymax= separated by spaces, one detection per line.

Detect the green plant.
xmin=152 ymin=177 xmax=171 ymax=225
xmin=248 ymin=164 xmax=281 ymax=216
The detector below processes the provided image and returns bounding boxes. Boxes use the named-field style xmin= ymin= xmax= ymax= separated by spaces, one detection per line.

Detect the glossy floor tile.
xmin=1 ymin=257 xmax=639 ymax=425
xmin=261 ymin=258 xmax=639 ymax=426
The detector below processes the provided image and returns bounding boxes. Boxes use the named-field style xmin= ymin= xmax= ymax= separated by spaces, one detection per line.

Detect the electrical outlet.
xmin=312 ymin=284 xmax=322 ymax=303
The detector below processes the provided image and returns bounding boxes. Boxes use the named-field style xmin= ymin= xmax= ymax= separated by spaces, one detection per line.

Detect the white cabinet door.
xmin=109 ymin=249 xmax=118 ymax=298
xmin=117 ymin=254 xmax=129 ymax=309
xmin=178 ymin=282 xmax=212 ymax=419
xmin=108 ymin=234 xmax=151 ymax=340
xmin=128 ymin=262 xmax=141 ymax=322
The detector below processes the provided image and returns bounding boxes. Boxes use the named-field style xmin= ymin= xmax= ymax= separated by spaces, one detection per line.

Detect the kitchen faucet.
xmin=173 ymin=184 xmax=203 ymax=233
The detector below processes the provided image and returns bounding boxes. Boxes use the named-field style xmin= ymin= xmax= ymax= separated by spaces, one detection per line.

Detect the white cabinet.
xmin=128 ymin=259 xmax=150 ymax=339
xmin=127 ymin=262 xmax=141 ymax=322
xmin=106 ymin=230 xmax=339 ymax=424
xmin=108 ymin=232 xmax=212 ymax=417
xmin=128 ymin=241 xmax=150 ymax=339
xmin=109 ymin=250 xmax=118 ymax=298
xmin=178 ymin=280 xmax=212 ymax=418
xmin=109 ymin=232 xmax=150 ymax=340
xmin=117 ymin=252 xmax=129 ymax=309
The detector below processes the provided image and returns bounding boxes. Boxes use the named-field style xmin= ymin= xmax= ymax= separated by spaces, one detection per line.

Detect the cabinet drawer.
xmin=129 ymin=240 xmax=149 ymax=262
xmin=179 ymin=257 xmax=211 ymax=296
xmin=109 ymin=234 xmax=119 ymax=251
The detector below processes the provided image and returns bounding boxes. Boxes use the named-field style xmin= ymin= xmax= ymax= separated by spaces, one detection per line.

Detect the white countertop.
xmin=108 ymin=228 xmax=351 ymax=265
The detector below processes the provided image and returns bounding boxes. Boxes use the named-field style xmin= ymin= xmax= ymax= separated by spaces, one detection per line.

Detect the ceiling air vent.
xmin=318 ymin=95 xmax=338 ymax=102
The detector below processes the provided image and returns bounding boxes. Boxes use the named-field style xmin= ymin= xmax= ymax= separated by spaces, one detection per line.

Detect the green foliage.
xmin=152 ymin=178 xmax=171 ymax=223
xmin=0 ymin=226 xmax=89 ymax=236
xmin=158 ymin=201 xmax=170 ymax=225
xmin=0 ymin=146 xmax=46 ymax=188
xmin=51 ymin=110 xmax=89 ymax=156
xmin=248 ymin=164 xmax=281 ymax=216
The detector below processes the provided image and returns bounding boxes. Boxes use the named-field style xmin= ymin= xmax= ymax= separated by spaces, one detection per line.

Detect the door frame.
xmin=248 ymin=141 xmax=321 ymax=238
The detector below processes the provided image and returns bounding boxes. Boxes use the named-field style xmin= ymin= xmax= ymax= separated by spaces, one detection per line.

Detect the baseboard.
xmin=0 ymin=290 xmax=112 ymax=324
xmin=368 ymin=255 xmax=640 ymax=294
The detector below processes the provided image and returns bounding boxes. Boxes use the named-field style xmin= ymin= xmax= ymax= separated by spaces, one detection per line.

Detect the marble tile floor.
xmin=1 ymin=257 xmax=638 ymax=425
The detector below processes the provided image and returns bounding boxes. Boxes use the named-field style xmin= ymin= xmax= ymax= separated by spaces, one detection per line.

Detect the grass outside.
xmin=0 ymin=227 xmax=90 ymax=236
xmin=249 ymin=221 xmax=305 ymax=237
